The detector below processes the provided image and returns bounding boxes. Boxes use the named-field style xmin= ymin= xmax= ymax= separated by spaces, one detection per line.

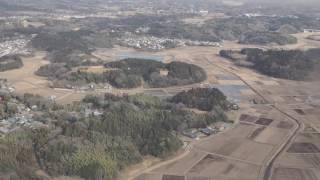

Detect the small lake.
xmin=117 ymin=52 xmax=164 ymax=62
xmin=209 ymin=84 xmax=250 ymax=102
xmin=215 ymin=74 xmax=239 ymax=80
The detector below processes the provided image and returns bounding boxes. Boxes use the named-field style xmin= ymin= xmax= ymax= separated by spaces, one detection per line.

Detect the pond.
xmin=117 ymin=52 xmax=164 ymax=62
xmin=215 ymin=74 xmax=239 ymax=80
xmin=210 ymin=84 xmax=250 ymax=102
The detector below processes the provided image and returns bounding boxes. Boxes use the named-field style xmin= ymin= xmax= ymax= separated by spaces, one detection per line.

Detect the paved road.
xmin=128 ymin=56 xmax=304 ymax=180
xmin=208 ymin=57 xmax=303 ymax=180
xmin=128 ymin=144 xmax=193 ymax=180
xmin=262 ymin=106 xmax=302 ymax=180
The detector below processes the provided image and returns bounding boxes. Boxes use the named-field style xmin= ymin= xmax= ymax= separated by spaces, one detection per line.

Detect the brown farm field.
xmin=126 ymin=33 xmax=320 ymax=180
xmin=1 ymin=32 xmax=320 ymax=180
xmin=272 ymin=167 xmax=320 ymax=180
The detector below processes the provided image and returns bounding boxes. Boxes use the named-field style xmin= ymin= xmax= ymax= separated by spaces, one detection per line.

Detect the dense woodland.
xmin=200 ymin=16 xmax=320 ymax=41
xmin=35 ymin=63 xmax=71 ymax=80
xmin=38 ymin=58 xmax=207 ymax=89
xmin=1 ymin=6 xmax=320 ymax=180
xmin=220 ymin=48 xmax=320 ymax=80
xmin=171 ymin=88 xmax=230 ymax=111
xmin=31 ymin=30 xmax=101 ymax=67
xmin=119 ymin=15 xmax=320 ymax=42
xmin=0 ymin=91 xmax=228 ymax=180
xmin=11 ymin=14 xmax=317 ymax=85
xmin=0 ymin=90 xmax=17 ymax=119
xmin=2 ymin=2 xmax=320 ymax=180
xmin=24 ymin=14 xmax=320 ymax=73
xmin=105 ymin=59 xmax=207 ymax=88
xmin=31 ymin=31 xmax=92 ymax=53
xmin=0 ymin=55 xmax=23 ymax=72
xmin=239 ymin=31 xmax=297 ymax=45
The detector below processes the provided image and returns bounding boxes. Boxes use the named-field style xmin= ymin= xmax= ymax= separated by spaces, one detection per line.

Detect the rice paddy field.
xmin=1 ymin=33 xmax=320 ymax=180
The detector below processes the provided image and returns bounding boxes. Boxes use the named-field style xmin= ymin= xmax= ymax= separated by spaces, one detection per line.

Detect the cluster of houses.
xmin=185 ymin=40 xmax=221 ymax=47
xmin=0 ymin=97 xmax=41 ymax=136
xmin=0 ymin=79 xmax=44 ymax=136
xmin=304 ymin=29 xmax=320 ymax=33
xmin=120 ymin=32 xmax=222 ymax=51
xmin=65 ymin=83 xmax=112 ymax=93
xmin=0 ymin=38 xmax=32 ymax=57
xmin=120 ymin=33 xmax=181 ymax=51
xmin=84 ymin=108 xmax=103 ymax=117
xmin=182 ymin=123 xmax=232 ymax=140
xmin=242 ymin=13 xmax=299 ymax=19
xmin=0 ymin=109 xmax=37 ymax=135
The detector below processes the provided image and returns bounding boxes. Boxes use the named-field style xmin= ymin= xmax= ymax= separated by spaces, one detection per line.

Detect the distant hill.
xmin=239 ymin=31 xmax=297 ymax=45
xmin=220 ymin=48 xmax=320 ymax=81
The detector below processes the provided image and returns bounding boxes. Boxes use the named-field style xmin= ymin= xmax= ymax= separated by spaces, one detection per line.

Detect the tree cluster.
xmin=0 ymin=92 xmax=18 ymax=119
xmin=40 ymin=58 xmax=207 ymax=89
xmin=220 ymin=48 xmax=320 ymax=80
xmin=0 ymin=55 xmax=23 ymax=72
xmin=246 ymin=48 xmax=320 ymax=80
xmin=0 ymin=92 xmax=228 ymax=180
xmin=239 ymin=31 xmax=297 ymax=45
xmin=171 ymin=88 xmax=229 ymax=111
xmin=105 ymin=58 xmax=207 ymax=88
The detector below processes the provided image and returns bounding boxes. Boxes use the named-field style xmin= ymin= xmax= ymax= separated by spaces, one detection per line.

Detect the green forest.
xmin=0 ymin=89 xmax=228 ymax=180
xmin=171 ymin=88 xmax=229 ymax=111
xmin=39 ymin=58 xmax=207 ymax=89
xmin=220 ymin=48 xmax=320 ymax=80
xmin=0 ymin=90 xmax=18 ymax=119
xmin=0 ymin=55 xmax=23 ymax=72
xmin=239 ymin=31 xmax=297 ymax=45
xmin=105 ymin=59 xmax=207 ymax=88
xmin=246 ymin=48 xmax=320 ymax=80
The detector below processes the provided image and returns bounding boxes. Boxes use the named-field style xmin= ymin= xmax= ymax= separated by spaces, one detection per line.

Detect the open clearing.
xmin=307 ymin=34 xmax=320 ymax=41
xmin=277 ymin=153 xmax=320 ymax=169
xmin=186 ymin=154 xmax=260 ymax=180
xmin=272 ymin=167 xmax=320 ymax=180
xmin=253 ymin=127 xmax=290 ymax=145
xmin=195 ymin=123 xmax=275 ymax=164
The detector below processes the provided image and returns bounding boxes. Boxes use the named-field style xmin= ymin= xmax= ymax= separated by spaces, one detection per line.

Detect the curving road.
xmin=262 ymin=105 xmax=302 ymax=180
xmin=127 ymin=55 xmax=304 ymax=180
xmin=208 ymin=57 xmax=303 ymax=180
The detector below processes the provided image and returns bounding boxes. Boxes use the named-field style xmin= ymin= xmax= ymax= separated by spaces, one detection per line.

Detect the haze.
xmin=0 ymin=1 xmax=320 ymax=180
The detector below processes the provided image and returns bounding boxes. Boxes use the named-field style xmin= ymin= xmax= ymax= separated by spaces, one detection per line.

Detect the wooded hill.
xmin=37 ymin=58 xmax=207 ymax=89
xmin=239 ymin=31 xmax=297 ymax=45
xmin=0 ymin=91 xmax=228 ymax=180
xmin=171 ymin=88 xmax=229 ymax=111
xmin=0 ymin=55 xmax=23 ymax=72
xmin=220 ymin=48 xmax=320 ymax=80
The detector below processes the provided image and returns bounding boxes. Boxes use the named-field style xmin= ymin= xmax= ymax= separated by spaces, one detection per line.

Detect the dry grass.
xmin=272 ymin=167 xmax=319 ymax=180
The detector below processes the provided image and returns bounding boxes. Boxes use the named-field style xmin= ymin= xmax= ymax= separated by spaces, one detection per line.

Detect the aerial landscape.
xmin=0 ymin=0 xmax=320 ymax=180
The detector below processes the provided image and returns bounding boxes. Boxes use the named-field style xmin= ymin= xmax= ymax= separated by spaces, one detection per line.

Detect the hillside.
xmin=37 ymin=58 xmax=207 ymax=89
xmin=220 ymin=48 xmax=320 ymax=80
xmin=0 ymin=92 xmax=228 ymax=180
xmin=239 ymin=31 xmax=297 ymax=45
